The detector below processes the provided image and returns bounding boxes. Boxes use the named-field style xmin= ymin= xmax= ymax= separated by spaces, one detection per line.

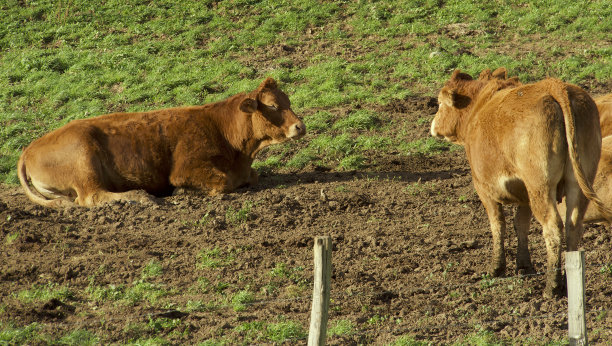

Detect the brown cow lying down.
xmin=18 ymin=77 xmax=305 ymax=208
xmin=430 ymin=68 xmax=611 ymax=297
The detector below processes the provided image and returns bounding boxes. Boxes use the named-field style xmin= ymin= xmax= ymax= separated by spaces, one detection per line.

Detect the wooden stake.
xmin=565 ymin=251 xmax=588 ymax=346
xmin=308 ymin=236 xmax=332 ymax=346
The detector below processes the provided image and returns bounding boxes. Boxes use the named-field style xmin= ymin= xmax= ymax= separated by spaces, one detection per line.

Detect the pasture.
xmin=1 ymin=0 xmax=611 ymax=344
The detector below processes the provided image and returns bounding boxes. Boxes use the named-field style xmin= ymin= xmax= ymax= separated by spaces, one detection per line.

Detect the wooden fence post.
xmin=308 ymin=236 xmax=332 ymax=346
xmin=565 ymin=250 xmax=587 ymax=346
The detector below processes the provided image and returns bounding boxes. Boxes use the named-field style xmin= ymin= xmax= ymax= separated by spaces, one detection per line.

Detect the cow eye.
xmin=267 ymin=105 xmax=278 ymax=111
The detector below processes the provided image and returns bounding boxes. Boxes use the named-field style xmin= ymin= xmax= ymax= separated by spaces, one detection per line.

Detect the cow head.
xmin=431 ymin=68 xmax=513 ymax=144
xmin=240 ymin=77 xmax=306 ymax=145
xmin=430 ymin=70 xmax=476 ymax=144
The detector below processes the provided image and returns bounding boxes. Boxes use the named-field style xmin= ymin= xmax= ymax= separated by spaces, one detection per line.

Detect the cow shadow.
xmin=243 ymin=166 xmax=470 ymax=193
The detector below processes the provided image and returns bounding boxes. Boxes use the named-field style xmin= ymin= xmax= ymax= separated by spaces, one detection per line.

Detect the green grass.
xmin=600 ymin=263 xmax=612 ymax=276
xmin=399 ymin=138 xmax=456 ymax=156
xmin=230 ymin=318 xmax=306 ymax=344
xmin=86 ymin=279 xmax=170 ymax=306
xmin=16 ymin=283 xmax=74 ymax=303
xmin=0 ymin=322 xmax=45 ymax=345
xmin=391 ymin=334 xmax=431 ymax=346
xmin=268 ymin=263 xmax=307 ymax=286
xmin=0 ymin=322 xmax=98 ymax=345
xmin=231 ymin=289 xmax=256 ymax=312
xmin=332 ymin=110 xmax=380 ymax=131
xmin=4 ymin=232 xmax=19 ymax=245
xmin=197 ymin=247 xmax=235 ymax=269
xmin=303 ymin=111 xmax=334 ymax=132
xmin=56 ymin=329 xmax=99 ymax=346
xmin=141 ymin=259 xmax=163 ymax=280
xmin=225 ymin=201 xmax=253 ymax=226
xmin=265 ymin=320 xmax=307 ymax=343
xmin=327 ymin=319 xmax=355 ymax=337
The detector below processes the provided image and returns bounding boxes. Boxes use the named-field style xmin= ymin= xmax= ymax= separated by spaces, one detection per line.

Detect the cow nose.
xmin=289 ymin=121 xmax=306 ymax=139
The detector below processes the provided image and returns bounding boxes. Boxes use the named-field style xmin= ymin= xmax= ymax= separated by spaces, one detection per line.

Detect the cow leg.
xmin=75 ymin=188 xmax=156 ymax=207
xmin=170 ymin=161 xmax=233 ymax=195
xmin=514 ymin=205 xmax=535 ymax=275
xmin=563 ymin=181 xmax=588 ymax=252
xmin=528 ymin=188 xmax=564 ymax=297
xmin=479 ymin=195 xmax=506 ymax=277
xmin=248 ymin=167 xmax=259 ymax=185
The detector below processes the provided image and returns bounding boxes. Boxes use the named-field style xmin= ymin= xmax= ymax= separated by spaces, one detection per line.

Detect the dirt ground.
xmin=1 ymin=96 xmax=611 ymax=344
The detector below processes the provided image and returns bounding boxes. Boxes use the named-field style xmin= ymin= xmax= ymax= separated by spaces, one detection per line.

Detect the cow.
xmin=579 ymin=136 xmax=612 ymax=224
xmin=596 ymin=93 xmax=612 ymax=137
xmin=18 ymin=77 xmax=306 ymax=208
xmin=563 ymin=93 xmax=612 ymax=224
xmin=430 ymin=67 xmax=611 ymax=297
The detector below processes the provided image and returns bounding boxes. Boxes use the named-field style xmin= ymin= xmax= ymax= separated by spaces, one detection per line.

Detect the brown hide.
xmin=430 ymin=68 xmax=607 ymax=297
xmin=578 ymin=136 xmax=612 ymax=224
xmin=575 ymin=94 xmax=612 ymax=223
xmin=597 ymin=93 xmax=612 ymax=137
xmin=18 ymin=78 xmax=305 ymax=208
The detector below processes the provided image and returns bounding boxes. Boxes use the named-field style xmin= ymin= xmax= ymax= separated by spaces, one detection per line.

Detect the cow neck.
xmin=458 ymin=79 xmax=512 ymax=141
xmin=217 ymin=94 xmax=260 ymax=159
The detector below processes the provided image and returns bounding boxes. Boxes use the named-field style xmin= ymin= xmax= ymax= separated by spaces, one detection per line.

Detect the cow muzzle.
xmin=287 ymin=121 xmax=306 ymax=139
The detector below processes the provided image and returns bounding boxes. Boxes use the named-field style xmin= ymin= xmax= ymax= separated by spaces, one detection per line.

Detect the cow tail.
xmin=18 ymin=154 xmax=74 ymax=208
xmin=552 ymin=79 xmax=612 ymax=221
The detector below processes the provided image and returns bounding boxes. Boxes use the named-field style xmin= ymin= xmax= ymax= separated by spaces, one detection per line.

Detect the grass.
xmin=265 ymin=319 xmax=307 ymax=343
xmin=231 ymin=289 xmax=255 ymax=312
xmin=141 ymin=259 xmax=163 ymax=280
xmin=16 ymin=283 xmax=74 ymax=303
xmin=197 ymin=247 xmax=235 ymax=269
xmin=4 ymin=232 xmax=19 ymax=245
xmin=86 ymin=278 xmax=170 ymax=306
xmin=327 ymin=319 xmax=355 ymax=337
xmin=230 ymin=318 xmax=307 ymax=344
xmin=600 ymin=263 xmax=612 ymax=276
xmin=225 ymin=201 xmax=253 ymax=226
xmin=0 ymin=322 xmax=99 ymax=345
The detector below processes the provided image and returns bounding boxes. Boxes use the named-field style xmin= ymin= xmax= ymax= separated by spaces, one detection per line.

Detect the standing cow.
xmin=596 ymin=93 xmax=612 ymax=137
xmin=430 ymin=67 xmax=610 ymax=297
xmin=18 ymin=77 xmax=305 ymax=208
xmin=564 ymin=93 xmax=612 ymax=224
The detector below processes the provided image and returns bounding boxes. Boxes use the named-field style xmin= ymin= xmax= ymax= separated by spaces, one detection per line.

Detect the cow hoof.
xmin=544 ymin=285 xmax=566 ymax=298
xmin=488 ymin=265 xmax=506 ymax=278
xmin=516 ymin=266 xmax=536 ymax=276
xmin=123 ymin=190 xmax=158 ymax=206
xmin=172 ymin=187 xmax=188 ymax=196
xmin=544 ymin=274 xmax=566 ymax=298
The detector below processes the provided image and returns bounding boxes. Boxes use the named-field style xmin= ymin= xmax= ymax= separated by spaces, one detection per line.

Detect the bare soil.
xmin=1 ymin=96 xmax=611 ymax=344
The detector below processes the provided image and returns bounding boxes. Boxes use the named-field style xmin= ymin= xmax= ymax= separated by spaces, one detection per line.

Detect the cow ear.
xmin=257 ymin=77 xmax=278 ymax=91
xmin=451 ymin=70 xmax=473 ymax=81
xmin=491 ymin=67 xmax=507 ymax=80
xmin=440 ymin=87 xmax=469 ymax=108
xmin=478 ymin=69 xmax=492 ymax=80
xmin=239 ymin=98 xmax=258 ymax=113
xmin=440 ymin=87 xmax=456 ymax=107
